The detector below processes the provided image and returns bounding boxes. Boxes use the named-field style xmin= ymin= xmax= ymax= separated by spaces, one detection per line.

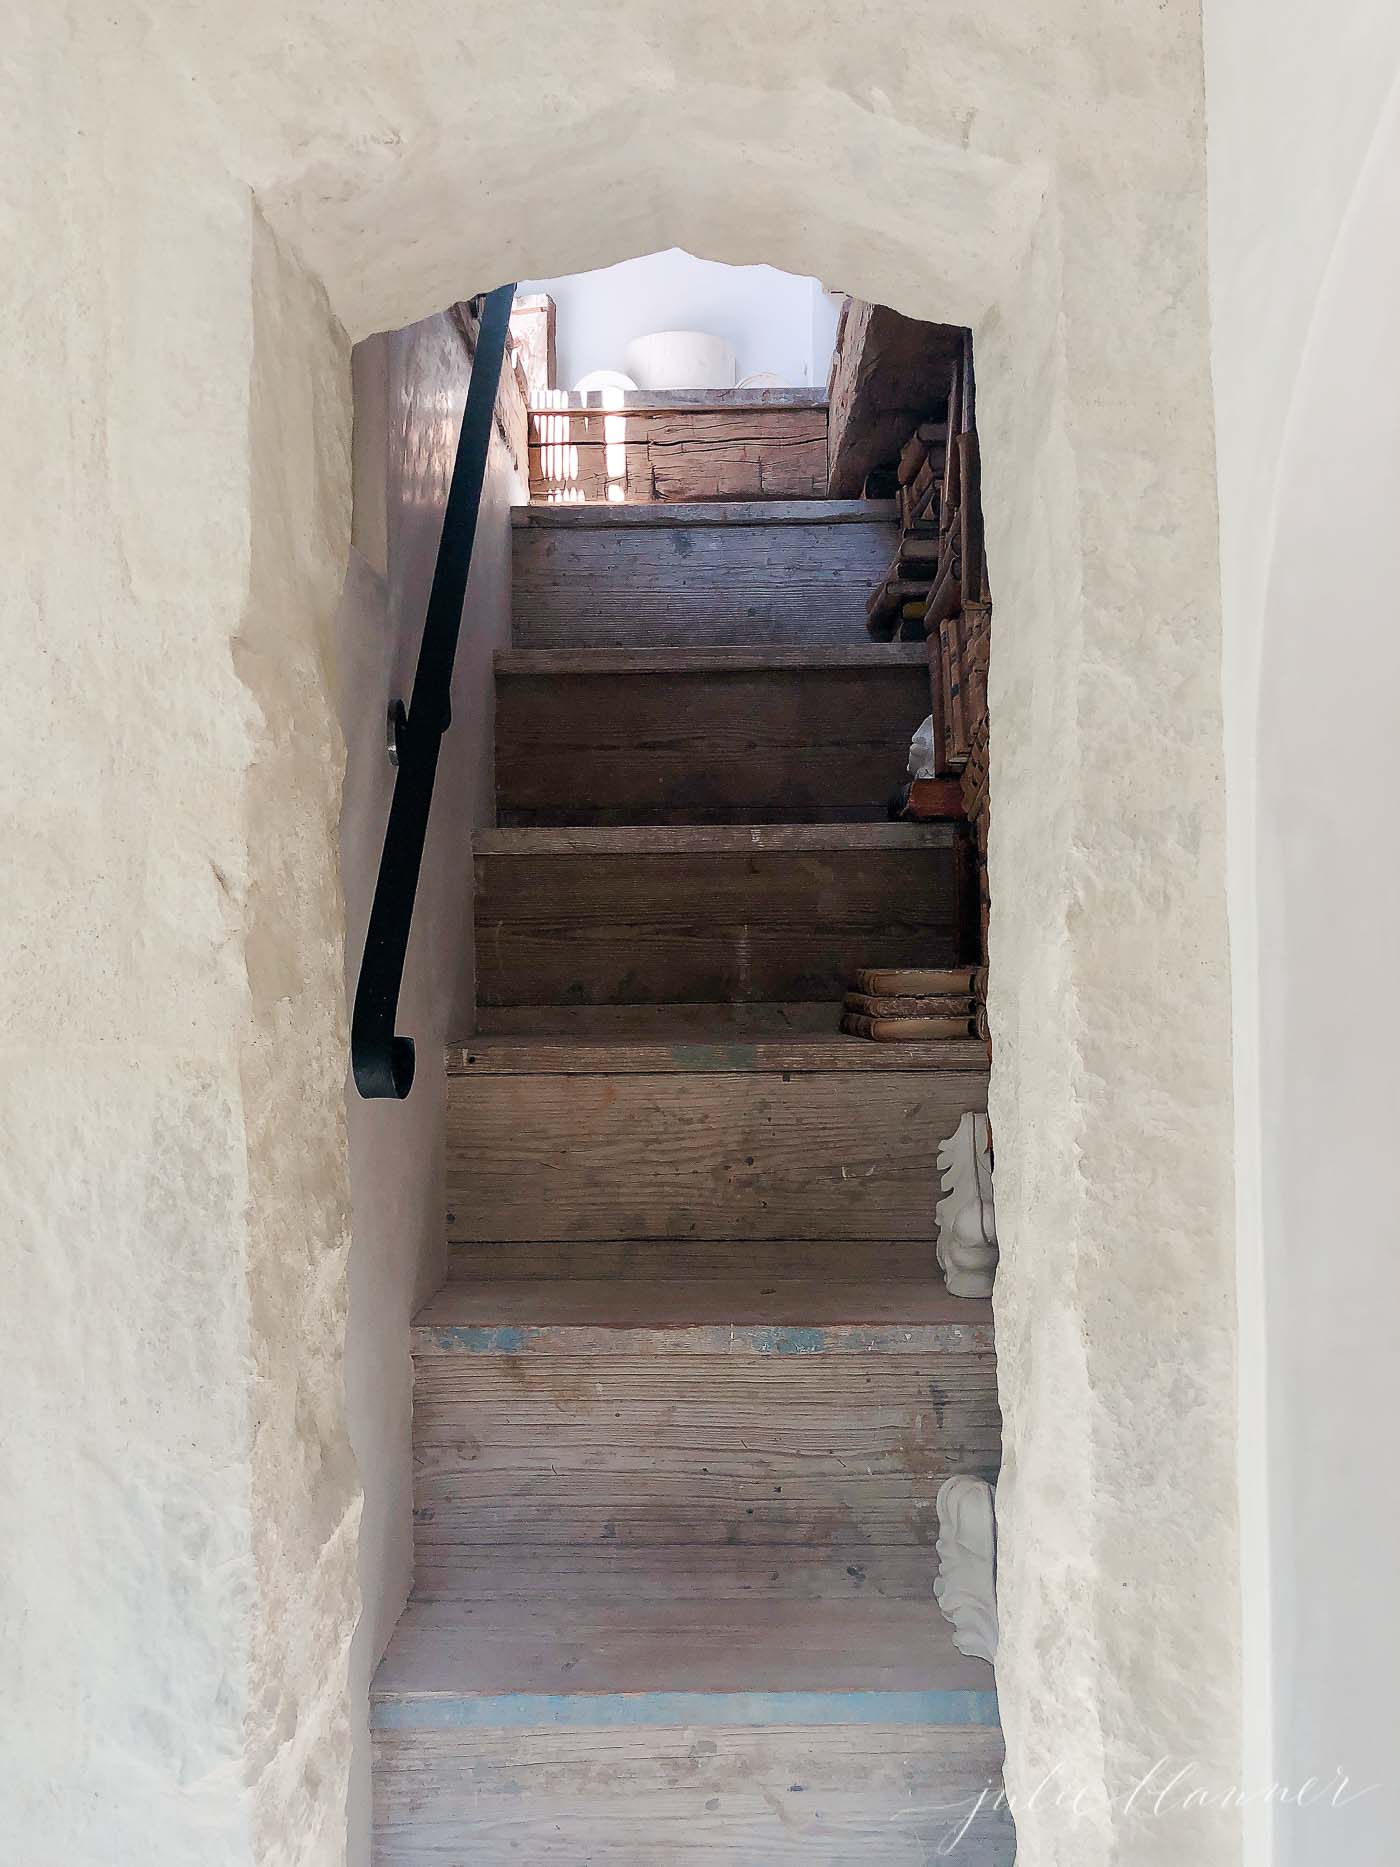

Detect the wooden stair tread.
xmin=474 ymin=1002 xmax=877 ymax=1037
xmin=494 ymin=655 xmax=932 ymax=825
xmin=495 ymin=644 xmax=928 ymax=674
xmin=513 ymin=501 xmax=898 ymax=649
xmin=448 ymin=1032 xmax=989 ymax=1074
xmin=530 ymin=388 xmax=828 ymax=412
xmin=512 ymin=498 xmax=898 ymax=529
xmin=445 ymin=1240 xmax=946 ymax=1284
xmin=446 ymin=1065 xmax=987 ymax=1244
xmin=474 ymin=831 xmax=967 ymax=1004
xmin=412 ymin=1277 xmax=990 ymax=1351
xmin=371 ymin=1730 xmax=1015 ymax=1867
xmin=475 ymin=821 xmax=957 ymax=855
xmin=372 ymin=1598 xmax=994 ymax=1707
xmin=411 ymin=1545 xmax=944 ymax=1605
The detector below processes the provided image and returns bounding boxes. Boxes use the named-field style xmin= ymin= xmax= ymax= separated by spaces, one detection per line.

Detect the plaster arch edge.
xmin=243 ymin=124 xmax=1235 ymax=1861
xmin=250 ymin=92 xmax=1048 ymax=344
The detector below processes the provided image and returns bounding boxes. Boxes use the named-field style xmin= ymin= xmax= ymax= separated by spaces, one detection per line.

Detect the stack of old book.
xmin=841 ymin=965 xmax=988 ymax=1042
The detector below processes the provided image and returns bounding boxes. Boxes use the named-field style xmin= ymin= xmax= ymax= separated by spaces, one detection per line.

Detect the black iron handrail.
xmin=351 ymin=282 xmax=516 ymax=1099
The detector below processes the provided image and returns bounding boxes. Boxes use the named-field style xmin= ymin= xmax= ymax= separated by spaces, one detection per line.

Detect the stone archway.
xmin=8 ymin=8 xmax=1239 ymax=1865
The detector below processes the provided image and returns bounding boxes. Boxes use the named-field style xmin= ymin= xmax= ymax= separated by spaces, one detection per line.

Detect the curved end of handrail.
xmin=352 ymin=1032 xmax=416 ymax=1100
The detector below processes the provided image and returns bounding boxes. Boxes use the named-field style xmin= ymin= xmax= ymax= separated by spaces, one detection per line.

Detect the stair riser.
xmin=373 ymin=1723 xmax=1014 ymax=1865
xmin=513 ymin=516 xmax=899 ymax=648
xmin=412 ymin=1348 xmax=1000 ymax=1577
xmin=528 ymin=403 xmax=828 ymax=504
xmin=446 ymin=1067 xmax=988 ymax=1242
xmin=474 ymin=846 xmax=967 ymax=1005
xmin=444 ymin=1239 xmax=939 ymax=1282
xmin=495 ymin=665 xmax=929 ymax=825
xmin=411 ymin=1546 xmax=939 ymax=1604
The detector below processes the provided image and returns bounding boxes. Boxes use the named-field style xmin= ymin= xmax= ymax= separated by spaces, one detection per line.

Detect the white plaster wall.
xmin=8 ymin=6 xmax=1242 ymax=1863
xmin=1205 ymin=5 xmax=1400 ymax=1859
xmin=2 ymin=21 xmax=359 ymax=1862
xmin=337 ymin=315 xmax=522 ymax=1863
xmin=518 ymin=249 xmax=839 ymax=388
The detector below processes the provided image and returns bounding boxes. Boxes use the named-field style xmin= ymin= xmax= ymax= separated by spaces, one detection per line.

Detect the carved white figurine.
xmin=907 ymin=712 xmax=937 ymax=780
xmin=933 ymin=1475 xmax=999 ymax=1663
xmin=934 ymin=1111 xmax=999 ymax=1297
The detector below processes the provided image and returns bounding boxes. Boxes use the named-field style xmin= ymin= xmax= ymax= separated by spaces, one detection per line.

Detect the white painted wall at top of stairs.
xmin=518 ymin=249 xmax=841 ymax=391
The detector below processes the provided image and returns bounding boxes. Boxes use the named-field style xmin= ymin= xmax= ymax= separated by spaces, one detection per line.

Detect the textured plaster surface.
xmin=1206 ymin=5 xmax=1400 ymax=1858
xmin=3 ymin=16 xmax=357 ymax=1865
xmin=337 ymin=316 xmax=521 ymax=1863
xmin=7 ymin=4 xmax=1239 ymax=1863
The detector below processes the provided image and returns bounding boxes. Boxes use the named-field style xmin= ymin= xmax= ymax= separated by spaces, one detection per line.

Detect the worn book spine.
xmin=852 ymin=965 xmax=987 ymax=999
xmin=844 ymin=991 xmax=979 ymax=1018
xmin=841 ymin=1012 xmax=981 ymax=1041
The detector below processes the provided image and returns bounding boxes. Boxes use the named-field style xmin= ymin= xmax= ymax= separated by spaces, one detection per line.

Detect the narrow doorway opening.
xmin=343 ymin=249 xmax=1007 ymax=1860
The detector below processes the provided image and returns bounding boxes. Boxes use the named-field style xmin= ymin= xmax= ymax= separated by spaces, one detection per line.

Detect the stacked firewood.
xmin=864 ymin=331 xmax=985 ymax=651
xmin=862 ymin=330 xmax=992 ymax=956
xmin=861 ymin=421 xmax=948 ymax=633
xmin=840 ymin=967 xmax=988 ymax=1043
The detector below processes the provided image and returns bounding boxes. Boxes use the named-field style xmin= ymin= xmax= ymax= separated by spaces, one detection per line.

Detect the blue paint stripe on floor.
xmin=426 ymin=1325 xmax=529 ymax=1353
xmin=371 ymin=1688 xmax=1000 ymax=1732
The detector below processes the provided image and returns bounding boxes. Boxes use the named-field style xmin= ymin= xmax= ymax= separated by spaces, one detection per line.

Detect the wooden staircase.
xmin=371 ymin=490 xmax=1012 ymax=1862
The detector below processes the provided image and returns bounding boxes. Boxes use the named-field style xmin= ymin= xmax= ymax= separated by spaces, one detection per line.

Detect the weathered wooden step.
xmin=445 ymin=1037 xmax=988 ymax=1244
xmin=411 ymin=1272 xmax=998 ymax=1615
xmin=373 ymin=1722 xmax=1014 ymax=1864
xmin=411 ymin=1275 xmax=998 ymax=1577
xmin=372 ymin=1601 xmax=1012 ymax=1864
xmin=444 ymin=1238 xmax=948 ymax=1286
xmin=528 ymin=393 xmax=829 ymax=504
xmin=473 ymin=822 xmax=971 ymax=1007
xmin=511 ymin=499 xmax=899 ymax=648
xmin=494 ymin=644 xmax=931 ymax=825
xmin=375 ymin=1598 xmax=992 ymax=1701
xmin=413 ymin=1273 xmax=992 ymax=1352
xmin=449 ymin=1031 xmax=990 ymax=1073
xmin=473 ymin=998 xmax=876 ymax=1038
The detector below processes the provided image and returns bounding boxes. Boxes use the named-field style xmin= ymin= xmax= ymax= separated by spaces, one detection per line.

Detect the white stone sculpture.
xmin=908 ymin=712 xmax=937 ymax=779
xmin=933 ymin=1475 xmax=999 ymax=1662
xmin=935 ymin=1111 xmax=999 ymax=1297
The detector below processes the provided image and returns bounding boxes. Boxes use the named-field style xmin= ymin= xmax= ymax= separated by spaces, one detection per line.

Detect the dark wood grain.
xmin=512 ymin=499 xmax=894 ymax=527
xmin=496 ymin=658 xmax=928 ymax=825
xmin=513 ymin=510 xmax=898 ymax=648
xmin=474 ymin=841 xmax=964 ymax=1004
xmin=448 ymin=1033 xmax=990 ymax=1074
xmin=529 ymin=405 xmax=829 ymax=503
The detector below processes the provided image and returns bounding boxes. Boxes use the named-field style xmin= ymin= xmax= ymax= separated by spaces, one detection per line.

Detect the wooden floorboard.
xmin=531 ymin=387 xmax=827 ymax=410
xmin=412 ymin=1351 xmax=1000 ymax=1554
xmin=374 ymin=1599 xmax=993 ymax=1700
xmin=471 ymin=1000 xmax=852 ymax=1037
xmin=411 ymin=1544 xmax=939 ymax=1604
xmin=474 ymin=842 xmax=964 ymax=1006
xmin=412 ymin=1278 xmax=992 ymax=1359
xmin=512 ymin=499 xmax=896 ymax=528
xmin=449 ymin=1033 xmax=989 ymax=1074
xmin=496 ymin=660 xmax=928 ymax=826
xmin=529 ymin=406 xmax=828 ymax=503
xmin=443 ymin=1239 xmax=940 ymax=1284
xmin=475 ymin=822 xmax=956 ymax=854
xmin=445 ymin=1068 xmax=988 ymax=1242
xmin=373 ymin=1722 xmax=1014 ymax=1865
xmin=495 ymin=644 xmax=928 ymax=673
xmin=513 ymin=509 xmax=898 ymax=648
